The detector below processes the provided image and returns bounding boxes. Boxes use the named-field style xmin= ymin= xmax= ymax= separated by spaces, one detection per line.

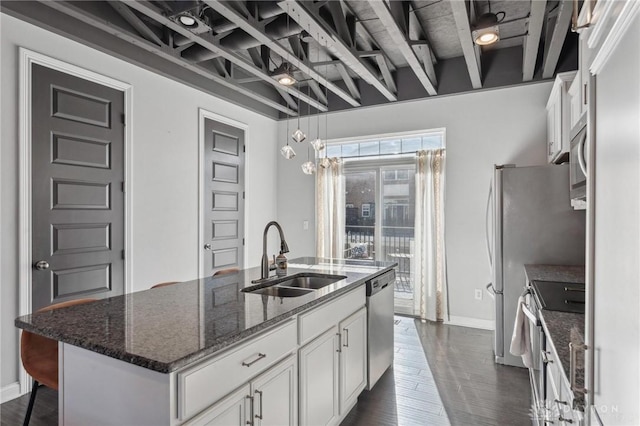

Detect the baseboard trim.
xmin=445 ymin=315 xmax=495 ymax=331
xmin=1 ymin=382 xmax=21 ymax=403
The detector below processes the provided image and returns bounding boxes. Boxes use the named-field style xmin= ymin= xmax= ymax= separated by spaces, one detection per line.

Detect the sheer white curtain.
xmin=413 ymin=149 xmax=447 ymax=321
xmin=316 ymin=158 xmax=345 ymax=259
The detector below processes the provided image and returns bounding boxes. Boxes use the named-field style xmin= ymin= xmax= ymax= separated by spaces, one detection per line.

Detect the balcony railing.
xmin=344 ymin=225 xmax=414 ymax=295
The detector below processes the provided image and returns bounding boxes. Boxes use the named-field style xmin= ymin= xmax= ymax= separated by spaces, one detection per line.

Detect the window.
xmin=323 ymin=130 xmax=444 ymax=158
xmin=361 ymin=203 xmax=371 ymax=218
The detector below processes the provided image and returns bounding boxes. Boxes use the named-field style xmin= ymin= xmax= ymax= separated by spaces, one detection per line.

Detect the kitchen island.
xmin=15 ymin=257 xmax=396 ymax=426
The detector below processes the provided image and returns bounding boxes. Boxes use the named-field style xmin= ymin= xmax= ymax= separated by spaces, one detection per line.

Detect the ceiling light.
xmin=178 ymin=14 xmax=197 ymax=28
xmin=472 ymin=13 xmax=501 ymax=46
xmin=272 ymin=63 xmax=296 ymax=86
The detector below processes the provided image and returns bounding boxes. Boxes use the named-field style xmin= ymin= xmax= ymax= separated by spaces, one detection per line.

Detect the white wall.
xmin=592 ymin=13 xmax=640 ymax=424
xmin=277 ymin=82 xmax=553 ymax=325
xmin=1 ymin=14 xmax=279 ymax=391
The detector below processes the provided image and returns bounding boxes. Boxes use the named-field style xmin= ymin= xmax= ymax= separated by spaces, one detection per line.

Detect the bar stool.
xmin=21 ymin=298 xmax=97 ymax=426
xmin=150 ymin=281 xmax=179 ymax=289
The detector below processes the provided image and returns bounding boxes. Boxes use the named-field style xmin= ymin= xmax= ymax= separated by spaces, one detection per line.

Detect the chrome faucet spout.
xmin=261 ymin=221 xmax=290 ymax=280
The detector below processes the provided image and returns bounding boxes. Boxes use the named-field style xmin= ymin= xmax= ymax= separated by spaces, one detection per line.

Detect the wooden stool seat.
xmin=150 ymin=281 xmax=179 ymax=289
xmin=213 ymin=267 xmax=240 ymax=277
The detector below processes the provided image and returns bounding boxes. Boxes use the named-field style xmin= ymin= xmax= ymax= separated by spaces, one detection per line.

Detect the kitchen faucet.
xmin=260 ymin=221 xmax=290 ymax=280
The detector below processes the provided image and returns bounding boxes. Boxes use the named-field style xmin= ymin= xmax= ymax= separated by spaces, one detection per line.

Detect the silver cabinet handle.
xmin=555 ymin=399 xmax=568 ymax=406
xmin=254 ymin=390 xmax=263 ymax=420
xmin=336 ymin=333 xmax=342 ymax=353
xmin=343 ymin=328 xmax=349 ymax=348
xmin=569 ymin=342 xmax=588 ymax=394
xmin=34 ymin=260 xmax=50 ymax=270
xmin=245 ymin=395 xmax=254 ymax=425
xmin=204 ymin=244 xmax=212 ymax=250
xmin=559 ymin=416 xmax=573 ymax=424
xmin=242 ymin=353 xmax=266 ymax=367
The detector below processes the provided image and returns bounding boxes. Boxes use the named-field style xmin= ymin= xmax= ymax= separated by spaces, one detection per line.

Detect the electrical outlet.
xmin=474 ymin=289 xmax=483 ymax=300
xmin=303 ymin=220 xmax=309 ymax=231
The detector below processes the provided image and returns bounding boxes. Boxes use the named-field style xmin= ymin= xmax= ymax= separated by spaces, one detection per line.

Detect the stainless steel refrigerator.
xmin=486 ymin=164 xmax=585 ymax=367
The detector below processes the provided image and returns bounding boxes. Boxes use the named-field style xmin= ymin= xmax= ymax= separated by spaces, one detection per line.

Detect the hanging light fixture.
xmin=472 ymin=2 xmax=504 ymax=46
xmin=280 ymin=106 xmax=296 ymax=159
xmin=291 ymin=32 xmax=306 ymax=143
xmin=310 ymin=31 xmax=326 ymax=154
xmin=319 ymin=36 xmax=331 ymax=169
xmin=301 ymin=86 xmax=316 ymax=174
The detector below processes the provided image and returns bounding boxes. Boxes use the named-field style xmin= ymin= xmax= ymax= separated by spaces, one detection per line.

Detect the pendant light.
xmin=280 ymin=107 xmax=296 ymax=159
xmin=301 ymin=86 xmax=316 ymax=174
xmin=310 ymin=33 xmax=326 ymax=154
xmin=320 ymin=36 xmax=331 ymax=170
xmin=291 ymin=33 xmax=306 ymax=143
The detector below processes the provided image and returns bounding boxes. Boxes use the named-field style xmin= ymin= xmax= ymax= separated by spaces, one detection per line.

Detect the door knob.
xmin=204 ymin=244 xmax=212 ymax=250
xmin=34 ymin=260 xmax=50 ymax=270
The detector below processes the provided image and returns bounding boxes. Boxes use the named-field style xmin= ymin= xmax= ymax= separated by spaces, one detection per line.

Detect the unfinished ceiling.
xmin=2 ymin=0 xmax=578 ymax=119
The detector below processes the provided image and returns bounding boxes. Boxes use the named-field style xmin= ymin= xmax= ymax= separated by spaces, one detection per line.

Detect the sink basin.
xmin=277 ymin=274 xmax=346 ymax=290
xmin=242 ymin=273 xmax=347 ymax=297
xmin=244 ymin=286 xmax=313 ymax=298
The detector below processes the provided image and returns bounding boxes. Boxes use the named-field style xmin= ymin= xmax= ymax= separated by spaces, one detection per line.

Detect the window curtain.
xmin=316 ymin=158 xmax=345 ymax=259
xmin=413 ymin=149 xmax=448 ymax=321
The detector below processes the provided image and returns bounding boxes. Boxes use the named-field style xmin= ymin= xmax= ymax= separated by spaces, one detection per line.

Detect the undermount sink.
xmin=245 ymin=286 xmax=313 ymax=298
xmin=242 ymin=273 xmax=347 ymax=297
xmin=276 ymin=274 xmax=346 ymax=290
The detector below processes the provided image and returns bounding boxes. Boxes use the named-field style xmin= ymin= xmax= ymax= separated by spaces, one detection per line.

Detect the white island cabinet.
xmin=58 ymin=286 xmax=367 ymax=426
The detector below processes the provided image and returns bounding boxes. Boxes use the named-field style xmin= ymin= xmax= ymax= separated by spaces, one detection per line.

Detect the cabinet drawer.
xmin=298 ymin=286 xmax=365 ymax=346
xmin=177 ymin=320 xmax=297 ymax=421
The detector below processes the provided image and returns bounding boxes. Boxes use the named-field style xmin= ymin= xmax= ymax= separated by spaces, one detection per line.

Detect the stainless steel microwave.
xmin=569 ymin=112 xmax=588 ymax=204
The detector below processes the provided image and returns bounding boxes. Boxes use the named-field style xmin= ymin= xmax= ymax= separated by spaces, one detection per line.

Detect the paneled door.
xmin=31 ymin=64 xmax=125 ymax=311
xmin=202 ymin=117 xmax=245 ymax=275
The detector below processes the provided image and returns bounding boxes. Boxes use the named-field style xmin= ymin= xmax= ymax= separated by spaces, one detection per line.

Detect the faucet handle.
xmin=269 ymin=255 xmax=277 ymax=271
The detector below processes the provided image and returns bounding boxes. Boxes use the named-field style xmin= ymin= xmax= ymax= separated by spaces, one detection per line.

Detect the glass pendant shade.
xmin=319 ymin=157 xmax=331 ymax=169
xmin=301 ymin=161 xmax=316 ymax=175
xmin=281 ymin=144 xmax=296 ymax=159
xmin=310 ymin=138 xmax=326 ymax=152
xmin=291 ymin=129 xmax=306 ymax=143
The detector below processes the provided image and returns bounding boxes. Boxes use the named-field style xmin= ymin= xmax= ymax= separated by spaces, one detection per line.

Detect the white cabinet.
xmin=546 ymin=71 xmax=577 ymax=163
xmin=186 ymin=355 xmax=297 ymax=426
xmin=298 ymin=288 xmax=367 ymax=425
xmin=299 ymin=326 xmax=340 ymax=426
xmin=338 ymin=307 xmax=367 ymax=413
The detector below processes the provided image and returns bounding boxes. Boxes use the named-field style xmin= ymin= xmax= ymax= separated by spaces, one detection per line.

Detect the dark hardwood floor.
xmin=342 ymin=317 xmax=532 ymax=426
xmin=1 ymin=317 xmax=531 ymax=426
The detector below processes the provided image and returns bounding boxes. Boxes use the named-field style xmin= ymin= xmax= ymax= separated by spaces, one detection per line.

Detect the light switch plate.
xmin=303 ymin=220 xmax=309 ymax=230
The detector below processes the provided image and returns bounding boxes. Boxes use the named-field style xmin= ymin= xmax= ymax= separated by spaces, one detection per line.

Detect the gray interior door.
xmin=202 ymin=118 xmax=245 ymax=275
xmin=31 ymin=64 xmax=125 ymax=311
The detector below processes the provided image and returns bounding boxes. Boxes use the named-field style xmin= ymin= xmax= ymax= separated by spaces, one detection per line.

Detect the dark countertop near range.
xmin=525 ymin=264 xmax=585 ymax=409
xmin=15 ymin=257 xmax=395 ymax=373
xmin=524 ymin=264 xmax=585 ymax=284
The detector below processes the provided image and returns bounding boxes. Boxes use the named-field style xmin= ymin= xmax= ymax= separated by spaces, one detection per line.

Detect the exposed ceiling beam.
xmin=125 ymin=0 xmax=327 ymax=112
xmin=39 ymin=0 xmax=297 ymax=116
xmin=336 ymin=63 xmax=361 ymax=100
xmin=542 ymin=0 xmax=573 ymax=78
xmin=341 ymin=0 xmax=397 ymax=94
xmin=203 ymin=1 xmax=358 ymax=108
xmin=279 ymin=0 xmax=398 ymax=102
xmin=286 ymin=37 xmax=328 ymax=105
xmin=523 ymin=0 xmax=547 ymax=81
xmin=449 ymin=0 xmax=482 ymax=89
xmin=408 ymin=2 xmax=437 ymax=86
xmin=369 ymin=1 xmax=436 ymax=96
xmin=107 ymin=1 xmax=163 ymax=46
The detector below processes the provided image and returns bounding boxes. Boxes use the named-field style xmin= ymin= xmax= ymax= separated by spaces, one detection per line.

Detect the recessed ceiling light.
xmin=178 ymin=14 xmax=197 ymax=27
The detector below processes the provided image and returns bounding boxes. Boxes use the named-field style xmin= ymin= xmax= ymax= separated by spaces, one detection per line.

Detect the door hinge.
xmin=121 ymin=181 xmax=125 ymax=192
xmin=243 ymin=145 xmax=246 ymax=153
xmin=121 ymin=250 xmax=125 ymax=260
xmin=121 ymin=113 xmax=126 ymax=125
xmin=242 ymin=238 xmax=245 ymax=246
xmin=243 ymin=191 xmax=245 ymax=199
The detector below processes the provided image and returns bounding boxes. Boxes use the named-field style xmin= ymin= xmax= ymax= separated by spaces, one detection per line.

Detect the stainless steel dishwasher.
xmin=366 ymin=269 xmax=396 ymax=390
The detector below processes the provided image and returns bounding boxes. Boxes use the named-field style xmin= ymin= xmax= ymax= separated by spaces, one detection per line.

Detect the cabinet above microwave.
xmin=546 ymin=72 xmax=577 ymax=164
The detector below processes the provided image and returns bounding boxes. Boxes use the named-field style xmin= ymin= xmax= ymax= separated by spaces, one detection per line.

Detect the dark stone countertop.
xmin=524 ymin=264 xmax=585 ymax=284
xmin=525 ymin=265 xmax=586 ymax=410
xmin=540 ymin=309 xmax=585 ymax=410
xmin=15 ymin=257 xmax=396 ymax=373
